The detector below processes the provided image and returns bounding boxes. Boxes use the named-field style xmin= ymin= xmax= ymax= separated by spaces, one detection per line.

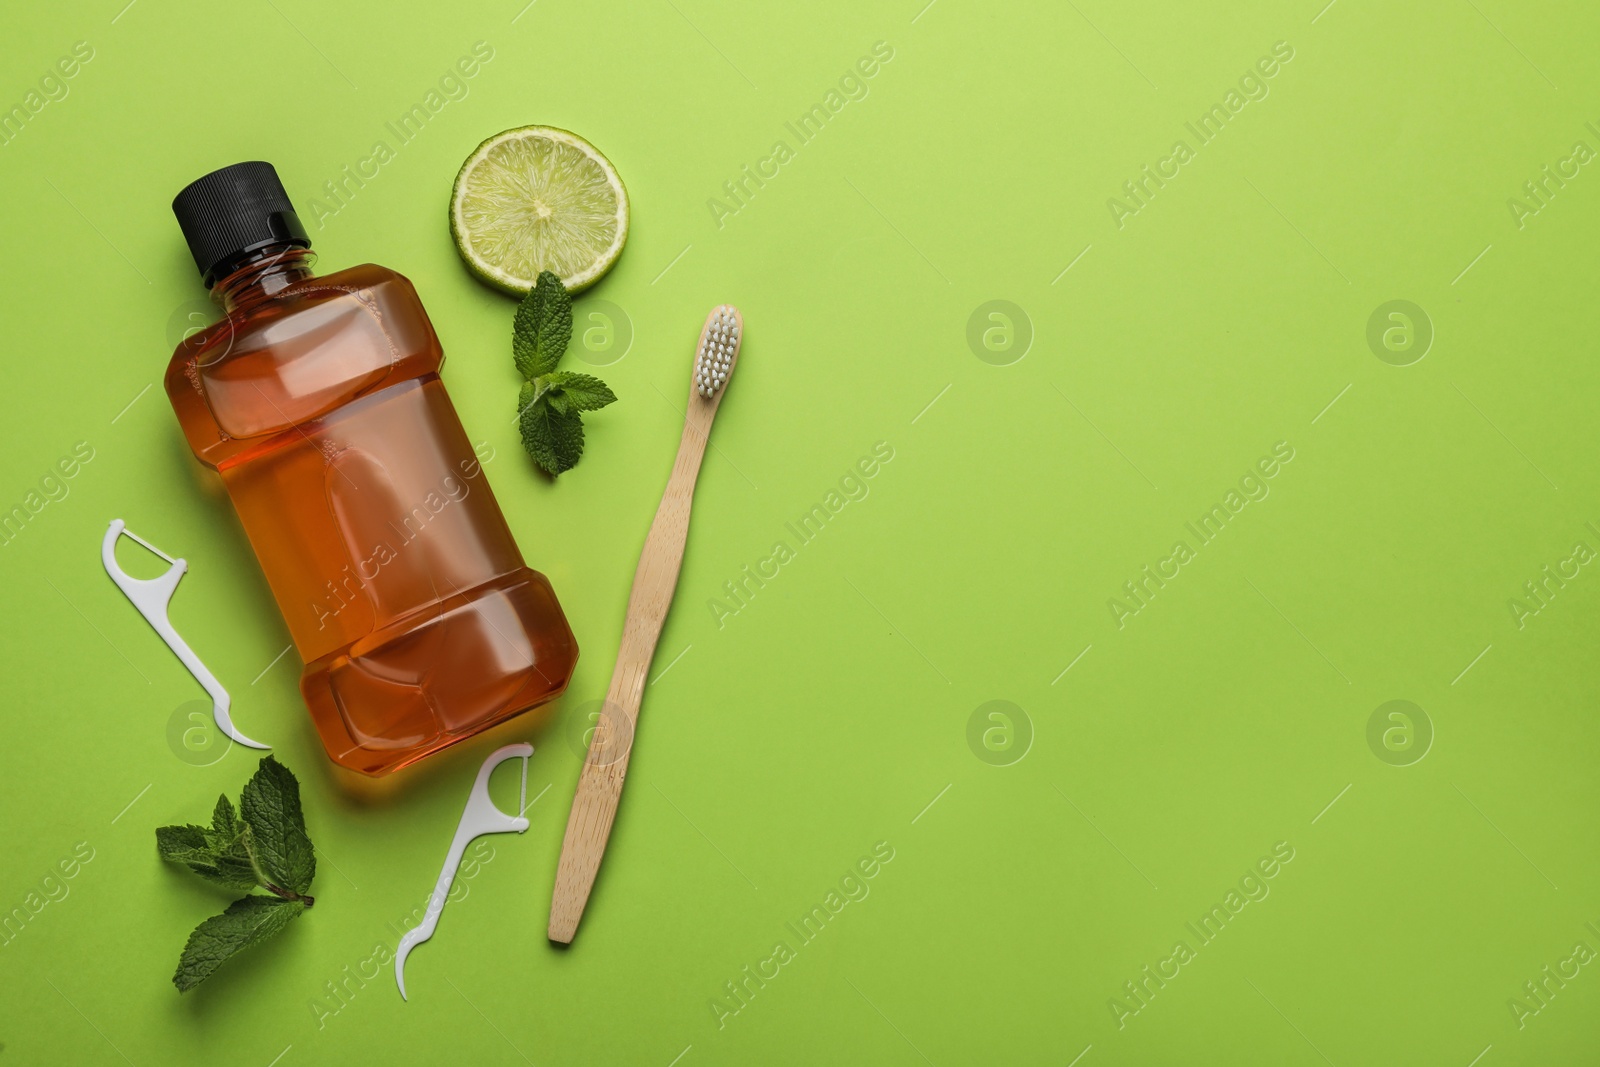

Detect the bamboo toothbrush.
xmin=548 ymin=304 xmax=744 ymax=944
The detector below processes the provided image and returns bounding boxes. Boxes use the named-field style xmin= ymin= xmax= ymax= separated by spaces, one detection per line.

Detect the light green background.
xmin=3 ymin=0 xmax=1600 ymax=1063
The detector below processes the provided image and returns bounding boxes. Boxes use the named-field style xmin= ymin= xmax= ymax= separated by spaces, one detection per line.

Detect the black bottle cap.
xmin=172 ymin=161 xmax=310 ymax=288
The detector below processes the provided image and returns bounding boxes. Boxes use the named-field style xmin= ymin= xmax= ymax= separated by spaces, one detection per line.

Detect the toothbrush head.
xmin=693 ymin=305 xmax=743 ymax=400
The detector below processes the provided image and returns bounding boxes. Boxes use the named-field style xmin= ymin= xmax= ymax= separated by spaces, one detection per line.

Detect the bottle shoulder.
xmin=170 ymin=263 xmax=423 ymax=360
xmin=165 ymin=262 xmax=444 ymax=461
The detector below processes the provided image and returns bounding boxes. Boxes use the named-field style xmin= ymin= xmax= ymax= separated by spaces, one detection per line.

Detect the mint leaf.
xmin=240 ymin=757 xmax=316 ymax=896
xmin=156 ymin=823 xmax=259 ymax=893
xmin=519 ymin=393 xmax=586 ymax=476
xmin=512 ymin=270 xmax=573 ymax=379
xmin=210 ymin=795 xmax=240 ymax=843
xmin=157 ymin=824 xmax=210 ymax=860
xmin=173 ymin=895 xmax=306 ymax=992
xmin=540 ymin=371 xmax=617 ymax=413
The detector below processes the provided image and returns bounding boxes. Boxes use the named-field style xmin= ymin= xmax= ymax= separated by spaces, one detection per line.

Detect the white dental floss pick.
xmin=101 ymin=519 xmax=269 ymax=751
xmin=395 ymin=743 xmax=533 ymax=1001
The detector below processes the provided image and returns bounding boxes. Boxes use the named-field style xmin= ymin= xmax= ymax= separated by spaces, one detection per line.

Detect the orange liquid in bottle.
xmin=166 ymin=251 xmax=577 ymax=775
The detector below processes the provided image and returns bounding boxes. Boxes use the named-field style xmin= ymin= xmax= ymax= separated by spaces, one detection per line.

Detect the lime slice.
xmin=450 ymin=126 xmax=629 ymax=295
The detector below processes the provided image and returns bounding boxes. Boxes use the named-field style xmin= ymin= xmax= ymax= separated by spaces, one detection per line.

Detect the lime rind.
xmin=450 ymin=126 xmax=629 ymax=295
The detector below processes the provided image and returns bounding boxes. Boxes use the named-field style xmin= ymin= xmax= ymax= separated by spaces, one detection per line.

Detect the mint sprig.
xmin=156 ymin=756 xmax=317 ymax=992
xmin=515 ymin=271 xmax=616 ymax=476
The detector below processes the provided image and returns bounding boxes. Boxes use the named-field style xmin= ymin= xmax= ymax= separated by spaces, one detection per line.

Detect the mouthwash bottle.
xmin=167 ymin=161 xmax=577 ymax=776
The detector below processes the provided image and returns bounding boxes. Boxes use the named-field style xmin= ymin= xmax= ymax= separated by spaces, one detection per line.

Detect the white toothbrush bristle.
xmin=694 ymin=304 xmax=743 ymax=398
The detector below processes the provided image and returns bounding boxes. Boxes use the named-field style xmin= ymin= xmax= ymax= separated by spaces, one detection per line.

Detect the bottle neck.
xmin=211 ymin=247 xmax=316 ymax=312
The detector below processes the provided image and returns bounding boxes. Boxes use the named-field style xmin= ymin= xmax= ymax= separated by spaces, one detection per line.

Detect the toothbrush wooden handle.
xmin=548 ymin=410 xmax=716 ymax=944
xmin=547 ymin=731 xmax=635 ymax=944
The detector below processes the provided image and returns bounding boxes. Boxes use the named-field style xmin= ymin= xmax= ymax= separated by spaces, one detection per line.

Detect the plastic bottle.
xmin=167 ymin=161 xmax=577 ymax=776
